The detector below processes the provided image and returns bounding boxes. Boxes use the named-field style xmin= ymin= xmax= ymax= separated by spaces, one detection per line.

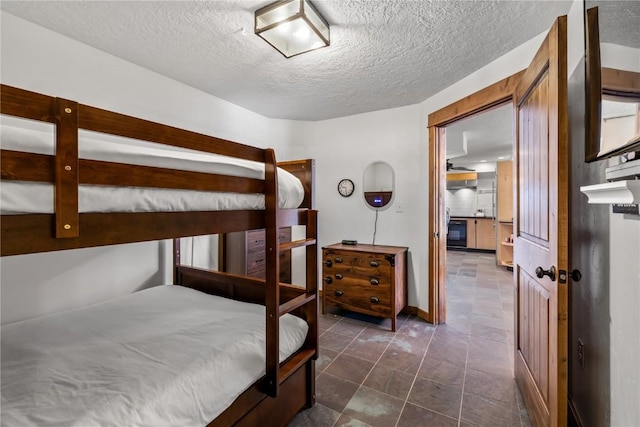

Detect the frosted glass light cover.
xmin=255 ymin=0 xmax=330 ymax=58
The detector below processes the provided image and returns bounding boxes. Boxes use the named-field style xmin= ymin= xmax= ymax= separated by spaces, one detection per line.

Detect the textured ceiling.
xmin=1 ymin=1 xmax=578 ymax=121
xmin=587 ymin=1 xmax=640 ymax=47
xmin=446 ymin=103 xmax=513 ymax=166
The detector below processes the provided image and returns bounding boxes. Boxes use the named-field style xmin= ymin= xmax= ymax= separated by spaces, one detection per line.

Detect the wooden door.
xmin=513 ymin=16 xmax=568 ymax=427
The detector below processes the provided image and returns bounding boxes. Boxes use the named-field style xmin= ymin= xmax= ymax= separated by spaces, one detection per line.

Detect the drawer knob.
xmin=325 ymin=276 xmax=333 ymax=284
xmin=370 ymin=277 xmax=379 ymax=285
xmin=325 ymin=260 xmax=332 ymax=267
xmin=335 ymin=257 xmax=343 ymax=263
xmin=335 ymin=290 xmax=343 ymax=297
xmin=370 ymin=296 xmax=380 ymax=303
xmin=369 ymin=261 xmax=379 ymax=267
xmin=335 ymin=273 xmax=343 ymax=280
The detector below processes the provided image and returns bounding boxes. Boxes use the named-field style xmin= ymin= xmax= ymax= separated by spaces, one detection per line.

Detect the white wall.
xmin=0 ymin=12 xmax=303 ymax=324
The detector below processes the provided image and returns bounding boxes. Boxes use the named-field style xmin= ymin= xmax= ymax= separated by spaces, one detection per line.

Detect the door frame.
xmin=427 ymin=70 xmax=524 ymax=324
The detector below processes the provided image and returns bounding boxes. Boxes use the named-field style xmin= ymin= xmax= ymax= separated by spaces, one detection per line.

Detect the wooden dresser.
xmin=225 ymin=228 xmax=292 ymax=283
xmin=322 ymin=243 xmax=408 ymax=331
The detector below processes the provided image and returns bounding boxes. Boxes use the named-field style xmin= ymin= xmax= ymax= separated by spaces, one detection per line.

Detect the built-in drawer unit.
xmin=225 ymin=228 xmax=291 ymax=283
xmin=322 ymin=243 xmax=408 ymax=331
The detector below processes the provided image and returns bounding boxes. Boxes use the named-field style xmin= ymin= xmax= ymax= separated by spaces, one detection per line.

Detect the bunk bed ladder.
xmin=264 ymin=149 xmax=281 ymax=398
xmin=264 ymin=150 xmax=319 ymax=399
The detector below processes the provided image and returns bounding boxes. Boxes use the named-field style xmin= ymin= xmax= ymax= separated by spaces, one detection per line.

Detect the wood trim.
xmin=401 ymin=305 xmax=430 ymax=323
xmin=428 ymin=71 xmax=525 ymax=127
xmin=555 ymin=16 xmax=570 ymax=427
xmin=427 ymin=71 xmax=523 ymax=324
xmin=601 ymin=67 xmax=640 ymax=95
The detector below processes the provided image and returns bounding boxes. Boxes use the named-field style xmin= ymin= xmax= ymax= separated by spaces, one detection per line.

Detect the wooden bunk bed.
xmin=0 ymin=84 xmax=318 ymax=427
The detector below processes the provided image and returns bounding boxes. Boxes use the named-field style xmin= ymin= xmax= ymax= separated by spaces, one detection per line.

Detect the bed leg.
xmin=304 ymin=360 xmax=316 ymax=409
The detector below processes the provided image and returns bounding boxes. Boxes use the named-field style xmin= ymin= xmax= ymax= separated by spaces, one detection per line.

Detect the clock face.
xmin=338 ymin=179 xmax=355 ymax=197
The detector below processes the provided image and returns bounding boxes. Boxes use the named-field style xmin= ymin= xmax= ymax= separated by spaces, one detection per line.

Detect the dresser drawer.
xmin=323 ymin=269 xmax=391 ymax=290
xmin=246 ymin=229 xmax=266 ymax=253
xmin=323 ymin=250 xmax=392 ymax=277
xmin=324 ymin=281 xmax=391 ymax=316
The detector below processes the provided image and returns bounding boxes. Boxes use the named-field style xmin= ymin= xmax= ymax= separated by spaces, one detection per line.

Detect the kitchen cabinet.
xmin=452 ymin=217 xmax=495 ymax=250
xmin=497 ymin=161 xmax=513 ymax=222
xmin=473 ymin=218 xmax=496 ymax=250
xmin=322 ymin=243 xmax=407 ymax=331
xmin=496 ymin=161 xmax=514 ymax=268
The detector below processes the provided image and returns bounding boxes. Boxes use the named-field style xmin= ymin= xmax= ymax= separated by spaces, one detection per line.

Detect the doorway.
xmin=427 ymin=71 xmax=523 ymax=325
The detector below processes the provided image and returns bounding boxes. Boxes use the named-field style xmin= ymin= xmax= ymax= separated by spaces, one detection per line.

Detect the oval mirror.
xmin=363 ymin=161 xmax=394 ymax=208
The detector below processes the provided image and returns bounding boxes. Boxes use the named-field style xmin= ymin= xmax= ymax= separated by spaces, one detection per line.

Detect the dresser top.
xmin=322 ymin=243 xmax=408 ymax=254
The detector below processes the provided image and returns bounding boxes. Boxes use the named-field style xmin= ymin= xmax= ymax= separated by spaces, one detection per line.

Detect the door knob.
xmin=325 ymin=260 xmax=332 ymax=267
xmin=325 ymin=276 xmax=332 ymax=284
xmin=535 ymin=266 xmax=556 ymax=282
xmin=570 ymin=269 xmax=582 ymax=282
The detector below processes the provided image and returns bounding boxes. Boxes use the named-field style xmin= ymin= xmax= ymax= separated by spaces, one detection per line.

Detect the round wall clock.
xmin=337 ymin=178 xmax=355 ymax=197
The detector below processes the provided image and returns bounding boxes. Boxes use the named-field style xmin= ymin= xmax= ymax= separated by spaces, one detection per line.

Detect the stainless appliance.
xmin=447 ymin=220 xmax=467 ymax=247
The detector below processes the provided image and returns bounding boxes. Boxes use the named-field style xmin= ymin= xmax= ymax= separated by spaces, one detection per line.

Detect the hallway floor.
xmin=288 ymin=250 xmax=530 ymax=427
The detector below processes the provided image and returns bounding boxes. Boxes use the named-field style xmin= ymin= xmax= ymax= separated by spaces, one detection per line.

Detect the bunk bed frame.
xmin=0 ymin=84 xmax=318 ymax=427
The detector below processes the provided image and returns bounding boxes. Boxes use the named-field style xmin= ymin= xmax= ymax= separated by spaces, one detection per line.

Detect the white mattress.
xmin=0 ymin=285 xmax=309 ymax=427
xmin=0 ymin=116 xmax=304 ymax=213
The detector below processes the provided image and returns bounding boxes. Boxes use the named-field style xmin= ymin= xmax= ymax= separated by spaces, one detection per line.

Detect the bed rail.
xmin=0 ymin=84 xmax=276 ymax=255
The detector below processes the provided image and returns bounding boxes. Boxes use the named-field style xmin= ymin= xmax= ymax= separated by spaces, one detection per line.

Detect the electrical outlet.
xmin=577 ymin=339 xmax=585 ymax=368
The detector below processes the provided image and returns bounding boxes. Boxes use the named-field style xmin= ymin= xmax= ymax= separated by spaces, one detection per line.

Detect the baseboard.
xmin=568 ymin=397 xmax=585 ymax=427
xmin=401 ymin=306 xmax=432 ymax=323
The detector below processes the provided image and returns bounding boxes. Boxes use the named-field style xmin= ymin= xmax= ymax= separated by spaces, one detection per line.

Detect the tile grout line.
xmin=338 ymin=314 xmax=412 ymax=426
xmin=326 ymin=314 xmax=411 ymax=427
xmin=456 ymin=336 xmax=471 ymax=427
xmin=393 ymin=321 xmax=437 ymax=427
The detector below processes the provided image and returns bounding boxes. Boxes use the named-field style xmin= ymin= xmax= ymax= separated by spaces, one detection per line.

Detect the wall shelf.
xmin=580 ymin=180 xmax=640 ymax=204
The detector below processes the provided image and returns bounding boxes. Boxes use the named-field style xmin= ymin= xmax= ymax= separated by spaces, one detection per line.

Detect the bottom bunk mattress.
xmin=0 ymin=285 xmax=309 ymax=426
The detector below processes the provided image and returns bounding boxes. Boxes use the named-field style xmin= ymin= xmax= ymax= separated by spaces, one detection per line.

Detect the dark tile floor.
xmin=288 ymin=250 xmax=531 ymax=427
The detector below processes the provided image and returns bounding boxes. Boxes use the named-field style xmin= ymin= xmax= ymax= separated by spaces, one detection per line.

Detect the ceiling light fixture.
xmin=255 ymin=0 xmax=330 ymax=58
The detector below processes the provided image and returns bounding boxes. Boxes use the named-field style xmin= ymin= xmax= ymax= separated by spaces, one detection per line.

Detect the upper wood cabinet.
xmin=496 ymin=161 xmax=513 ymax=222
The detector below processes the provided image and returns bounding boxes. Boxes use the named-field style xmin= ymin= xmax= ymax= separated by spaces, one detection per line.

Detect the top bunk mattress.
xmin=0 ymin=285 xmax=309 ymax=427
xmin=0 ymin=116 xmax=304 ymax=213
